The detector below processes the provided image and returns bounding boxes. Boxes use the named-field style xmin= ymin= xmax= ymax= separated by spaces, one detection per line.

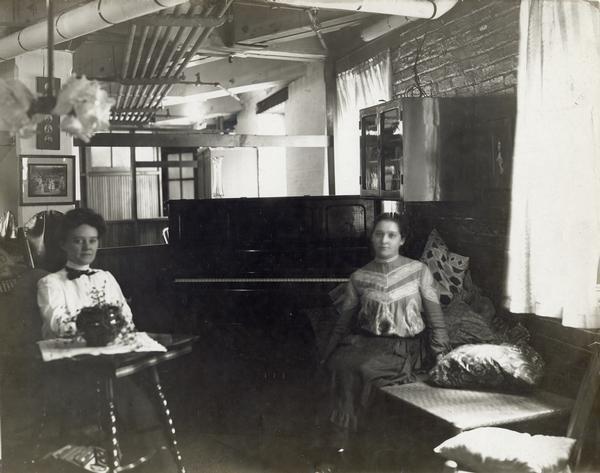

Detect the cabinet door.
xmin=380 ymin=106 xmax=403 ymax=198
xmin=360 ymin=113 xmax=380 ymax=195
xmin=403 ymin=97 xmax=476 ymax=201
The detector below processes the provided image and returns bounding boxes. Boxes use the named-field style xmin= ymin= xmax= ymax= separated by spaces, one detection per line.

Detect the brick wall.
xmin=389 ymin=0 xmax=599 ymax=386
xmin=391 ymin=0 xmax=520 ymax=98
xmin=386 ymin=1 xmax=521 ymax=305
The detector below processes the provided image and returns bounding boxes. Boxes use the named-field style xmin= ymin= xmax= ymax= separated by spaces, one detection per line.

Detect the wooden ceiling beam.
xmin=256 ymin=87 xmax=288 ymax=114
xmin=245 ymin=13 xmax=364 ymax=44
xmin=191 ymin=46 xmax=326 ymax=62
xmin=232 ymin=6 xmax=366 ymax=45
xmin=134 ymin=14 xmax=225 ymax=28
xmin=111 ymin=107 xmax=161 ymax=113
xmin=78 ymin=132 xmax=330 ymax=148
xmin=187 ymin=35 xmax=328 ymax=63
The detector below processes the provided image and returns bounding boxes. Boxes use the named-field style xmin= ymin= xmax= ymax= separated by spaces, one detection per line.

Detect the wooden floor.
xmin=1 ymin=344 xmax=449 ymax=473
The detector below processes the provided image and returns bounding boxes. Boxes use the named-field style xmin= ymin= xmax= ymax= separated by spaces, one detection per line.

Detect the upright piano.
xmin=167 ymin=196 xmax=378 ymax=373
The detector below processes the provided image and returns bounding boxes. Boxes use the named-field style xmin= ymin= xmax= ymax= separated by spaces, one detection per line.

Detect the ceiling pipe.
xmin=360 ymin=15 xmax=413 ymax=42
xmin=264 ymin=0 xmax=459 ymax=19
xmin=0 ymin=0 xmax=188 ymax=61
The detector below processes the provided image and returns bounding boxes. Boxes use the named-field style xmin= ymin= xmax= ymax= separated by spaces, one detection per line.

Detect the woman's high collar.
xmin=65 ymin=261 xmax=91 ymax=271
xmin=374 ymin=254 xmax=400 ymax=264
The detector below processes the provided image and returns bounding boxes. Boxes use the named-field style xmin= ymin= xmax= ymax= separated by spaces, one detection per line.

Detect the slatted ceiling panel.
xmin=136 ymin=174 xmax=161 ymax=219
xmin=87 ymin=175 xmax=133 ymax=221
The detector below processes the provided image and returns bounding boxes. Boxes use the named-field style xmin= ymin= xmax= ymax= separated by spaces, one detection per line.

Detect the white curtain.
xmin=334 ymin=51 xmax=391 ymax=195
xmin=506 ymin=0 xmax=600 ymax=328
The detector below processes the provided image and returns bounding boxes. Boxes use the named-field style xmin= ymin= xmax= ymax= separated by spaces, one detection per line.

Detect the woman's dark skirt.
xmin=325 ymin=333 xmax=422 ymax=432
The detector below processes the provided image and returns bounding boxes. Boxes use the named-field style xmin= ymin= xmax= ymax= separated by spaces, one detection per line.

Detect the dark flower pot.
xmin=76 ymin=305 xmax=125 ymax=347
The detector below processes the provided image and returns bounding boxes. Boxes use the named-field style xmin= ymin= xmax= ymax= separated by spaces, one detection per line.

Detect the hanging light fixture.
xmin=0 ymin=0 xmax=114 ymax=142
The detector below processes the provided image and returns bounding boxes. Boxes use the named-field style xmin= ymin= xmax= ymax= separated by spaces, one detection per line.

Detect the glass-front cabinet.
xmin=359 ymin=96 xmax=516 ymax=201
xmin=359 ymin=99 xmax=404 ymax=198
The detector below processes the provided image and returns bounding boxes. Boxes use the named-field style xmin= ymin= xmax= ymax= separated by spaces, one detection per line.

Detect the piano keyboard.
xmin=174 ymin=277 xmax=349 ymax=284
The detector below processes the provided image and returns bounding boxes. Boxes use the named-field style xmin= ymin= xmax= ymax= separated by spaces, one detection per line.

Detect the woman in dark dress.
xmin=316 ymin=213 xmax=451 ymax=469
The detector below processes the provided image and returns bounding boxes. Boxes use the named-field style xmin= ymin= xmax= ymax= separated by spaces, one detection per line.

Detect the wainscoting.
xmin=102 ymin=218 xmax=168 ymax=247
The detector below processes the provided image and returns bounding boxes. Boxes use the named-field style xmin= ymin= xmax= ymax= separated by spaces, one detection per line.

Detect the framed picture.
xmin=488 ymin=117 xmax=514 ymax=190
xmin=19 ymin=155 xmax=75 ymax=205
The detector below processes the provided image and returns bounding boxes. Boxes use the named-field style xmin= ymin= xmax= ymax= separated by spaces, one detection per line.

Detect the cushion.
xmin=428 ymin=343 xmax=545 ymax=390
xmin=443 ymin=300 xmax=500 ymax=347
xmin=434 ymin=427 xmax=575 ymax=473
xmin=421 ymin=229 xmax=469 ymax=305
xmin=491 ymin=317 xmax=532 ymax=346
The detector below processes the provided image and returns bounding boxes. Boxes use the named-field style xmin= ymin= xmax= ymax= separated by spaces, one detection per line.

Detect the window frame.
xmin=161 ymin=147 xmax=198 ymax=212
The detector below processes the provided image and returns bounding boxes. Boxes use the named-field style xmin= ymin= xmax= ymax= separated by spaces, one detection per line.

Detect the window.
xmin=161 ymin=148 xmax=197 ymax=206
xmin=80 ymin=145 xmax=165 ymax=247
xmin=88 ymin=147 xmax=131 ymax=169
xmin=135 ymin=147 xmax=162 ymax=220
xmin=85 ymin=147 xmax=133 ymax=221
xmin=79 ymin=144 xmax=201 ymax=246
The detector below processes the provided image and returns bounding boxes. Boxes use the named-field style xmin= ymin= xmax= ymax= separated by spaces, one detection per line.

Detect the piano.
xmin=167 ymin=196 xmax=378 ymax=373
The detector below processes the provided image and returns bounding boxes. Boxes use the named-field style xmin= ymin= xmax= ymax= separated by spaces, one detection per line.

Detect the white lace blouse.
xmin=37 ymin=265 xmax=134 ymax=339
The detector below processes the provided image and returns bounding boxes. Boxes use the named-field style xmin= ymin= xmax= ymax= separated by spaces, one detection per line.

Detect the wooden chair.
xmin=435 ymin=344 xmax=600 ymax=473
xmin=23 ymin=210 xmax=65 ymax=272
xmin=0 ymin=267 xmax=53 ymax=467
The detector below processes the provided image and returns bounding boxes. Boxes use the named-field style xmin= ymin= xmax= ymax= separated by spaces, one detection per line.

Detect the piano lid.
xmin=167 ymin=196 xmax=377 ymax=278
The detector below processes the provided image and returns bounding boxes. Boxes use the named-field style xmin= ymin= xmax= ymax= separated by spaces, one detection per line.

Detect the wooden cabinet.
xmin=360 ymin=99 xmax=404 ymax=198
xmin=359 ymin=97 xmax=516 ymax=201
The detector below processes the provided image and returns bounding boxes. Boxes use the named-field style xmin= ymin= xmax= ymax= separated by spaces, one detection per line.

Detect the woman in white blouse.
xmin=36 ymin=208 xmax=170 ymax=467
xmin=37 ymin=208 xmax=135 ymax=339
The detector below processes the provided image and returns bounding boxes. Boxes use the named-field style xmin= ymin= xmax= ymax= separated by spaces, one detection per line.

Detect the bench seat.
xmin=379 ymin=381 xmax=574 ymax=432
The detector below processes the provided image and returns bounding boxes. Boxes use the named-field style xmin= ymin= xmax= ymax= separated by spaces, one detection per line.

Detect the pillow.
xmin=491 ymin=317 xmax=532 ymax=346
xmin=443 ymin=300 xmax=499 ymax=347
xmin=421 ymin=229 xmax=469 ymax=305
xmin=434 ymin=427 xmax=575 ymax=473
xmin=428 ymin=343 xmax=545 ymax=390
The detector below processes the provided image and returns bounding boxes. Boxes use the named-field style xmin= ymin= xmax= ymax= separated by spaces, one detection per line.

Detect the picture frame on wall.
xmin=488 ymin=117 xmax=514 ymax=190
xmin=19 ymin=155 xmax=75 ymax=205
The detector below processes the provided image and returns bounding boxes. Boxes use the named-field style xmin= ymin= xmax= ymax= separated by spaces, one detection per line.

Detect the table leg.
xmin=105 ymin=375 xmax=121 ymax=472
xmin=150 ymin=366 xmax=186 ymax=473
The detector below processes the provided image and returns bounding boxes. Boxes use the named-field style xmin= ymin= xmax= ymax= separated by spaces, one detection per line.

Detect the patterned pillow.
xmin=434 ymin=427 xmax=575 ymax=473
xmin=421 ymin=229 xmax=469 ymax=305
xmin=443 ymin=300 xmax=500 ymax=347
xmin=428 ymin=343 xmax=545 ymax=390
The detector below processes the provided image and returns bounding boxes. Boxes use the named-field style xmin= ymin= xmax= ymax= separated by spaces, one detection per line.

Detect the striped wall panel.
xmin=136 ymin=174 xmax=161 ymax=219
xmin=87 ymin=174 xmax=132 ymax=221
